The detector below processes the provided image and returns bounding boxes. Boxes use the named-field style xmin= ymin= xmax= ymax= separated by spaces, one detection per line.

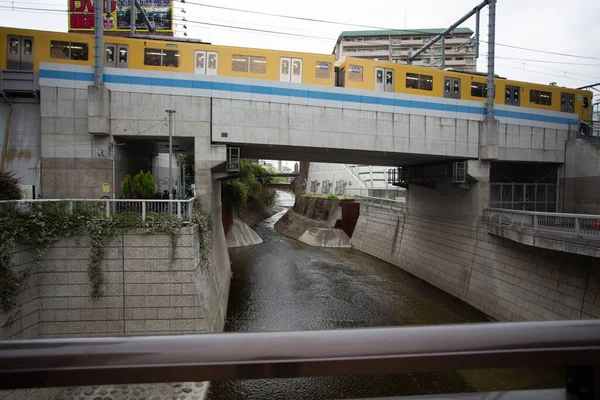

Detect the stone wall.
xmin=1 ymin=223 xmax=231 ymax=339
xmin=352 ymin=203 xmax=600 ymax=321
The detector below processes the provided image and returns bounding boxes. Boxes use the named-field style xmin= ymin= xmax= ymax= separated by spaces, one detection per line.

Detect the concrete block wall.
xmin=497 ymin=123 xmax=571 ymax=163
xmin=562 ymin=139 xmax=600 ymax=214
xmin=352 ymin=203 xmax=600 ymax=321
xmin=1 ymin=224 xmax=230 ymax=339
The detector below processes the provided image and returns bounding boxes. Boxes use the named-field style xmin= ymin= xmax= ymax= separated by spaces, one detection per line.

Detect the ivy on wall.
xmin=0 ymin=200 xmax=213 ymax=310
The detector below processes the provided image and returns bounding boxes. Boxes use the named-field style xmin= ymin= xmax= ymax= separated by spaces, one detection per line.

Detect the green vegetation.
xmin=221 ymin=160 xmax=272 ymax=210
xmin=123 ymin=170 xmax=155 ymax=199
xmin=0 ymin=199 xmax=212 ymax=310
xmin=0 ymin=171 xmax=22 ymax=200
xmin=327 ymin=194 xmax=339 ymax=199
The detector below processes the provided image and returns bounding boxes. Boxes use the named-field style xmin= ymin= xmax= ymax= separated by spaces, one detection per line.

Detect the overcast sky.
xmin=1 ymin=0 xmax=599 ymax=91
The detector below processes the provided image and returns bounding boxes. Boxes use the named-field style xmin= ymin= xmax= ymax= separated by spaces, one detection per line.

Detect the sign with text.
xmin=68 ymin=0 xmax=173 ymax=32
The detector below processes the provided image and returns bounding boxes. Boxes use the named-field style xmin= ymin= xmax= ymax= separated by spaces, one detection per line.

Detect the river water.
xmin=207 ymin=191 xmax=560 ymax=399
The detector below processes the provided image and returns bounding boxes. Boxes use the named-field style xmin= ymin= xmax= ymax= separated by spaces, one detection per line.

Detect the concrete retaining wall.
xmin=1 ymin=222 xmax=231 ymax=339
xmin=562 ymin=139 xmax=600 ymax=214
xmin=352 ymin=203 xmax=600 ymax=321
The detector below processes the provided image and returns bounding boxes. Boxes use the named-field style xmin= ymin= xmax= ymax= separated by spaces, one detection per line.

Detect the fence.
xmin=355 ymin=195 xmax=406 ymax=211
xmin=0 ymin=198 xmax=195 ymax=223
xmin=0 ymin=320 xmax=599 ymax=399
xmin=485 ymin=208 xmax=600 ymax=239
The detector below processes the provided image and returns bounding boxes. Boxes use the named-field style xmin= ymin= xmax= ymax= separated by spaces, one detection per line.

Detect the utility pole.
xmin=166 ymin=110 xmax=176 ymax=201
xmin=130 ymin=0 xmax=136 ymax=36
xmin=94 ymin=0 xmax=103 ymax=85
xmin=486 ymin=0 xmax=496 ymax=120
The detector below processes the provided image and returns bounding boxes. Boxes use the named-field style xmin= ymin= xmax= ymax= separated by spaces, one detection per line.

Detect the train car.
xmin=0 ymin=27 xmax=336 ymax=86
xmin=336 ymin=56 xmax=593 ymax=122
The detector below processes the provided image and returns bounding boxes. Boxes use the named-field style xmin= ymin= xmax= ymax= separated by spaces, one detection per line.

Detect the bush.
xmin=221 ymin=160 xmax=271 ymax=210
xmin=123 ymin=170 xmax=155 ymax=199
xmin=0 ymin=171 xmax=22 ymax=200
xmin=327 ymin=194 xmax=338 ymax=199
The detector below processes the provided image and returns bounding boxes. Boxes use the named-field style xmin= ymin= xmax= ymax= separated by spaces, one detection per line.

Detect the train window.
xmin=196 ymin=52 xmax=205 ymax=69
xmin=163 ymin=50 xmax=179 ymax=68
xmin=348 ymin=65 xmax=363 ymax=82
xmin=583 ymin=97 xmax=589 ymax=108
xmin=249 ymin=56 xmax=267 ymax=74
xmin=406 ymin=72 xmax=433 ymax=91
xmin=208 ymin=53 xmax=217 ymax=69
xmin=471 ymin=82 xmax=488 ymax=98
xmin=281 ymin=59 xmax=289 ymax=75
xmin=119 ymin=47 xmax=127 ymax=63
xmin=9 ymin=38 xmax=19 ymax=54
xmin=232 ymin=55 xmax=249 ymax=72
xmin=530 ymin=90 xmax=552 ymax=106
xmin=23 ymin=39 xmax=32 ymax=55
xmin=106 ymin=46 xmax=115 ymax=63
xmin=144 ymin=49 xmax=162 ymax=66
xmin=50 ymin=41 xmax=70 ymax=59
xmin=144 ymin=49 xmax=179 ymax=67
xmin=292 ymin=59 xmax=302 ymax=76
xmin=315 ymin=61 xmax=332 ymax=79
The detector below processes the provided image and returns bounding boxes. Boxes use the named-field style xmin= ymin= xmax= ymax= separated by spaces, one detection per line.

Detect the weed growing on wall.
xmin=0 ymin=200 xmax=213 ymax=309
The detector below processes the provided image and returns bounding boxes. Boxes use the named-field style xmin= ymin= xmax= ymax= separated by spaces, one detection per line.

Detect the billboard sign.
xmin=68 ymin=0 xmax=173 ymax=32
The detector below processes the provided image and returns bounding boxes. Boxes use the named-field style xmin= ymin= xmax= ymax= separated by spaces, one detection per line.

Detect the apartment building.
xmin=333 ymin=28 xmax=476 ymax=72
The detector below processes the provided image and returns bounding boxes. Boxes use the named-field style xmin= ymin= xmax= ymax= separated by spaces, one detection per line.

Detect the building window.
xmin=391 ymin=38 xmax=401 ymax=45
xmin=348 ymin=65 xmax=363 ymax=82
xmin=465 ymin=57 xmax=474 ymax=64
xmin=406 ymin=72 xmax=433 ymax=91
xmin=471 ymin=82 xmax=488 ymax=98
xmin=422 ymin=58 xmax=430 ymax=64
xmin=249 ymin=56 xmax=267 ymax=73
xmin=144 ymin=48 xmax=179 ymax=67
xmin=50 ymin=41 xmax=89 ymax=61
xmin=315 ymin=61 xmax=332 ymax=79
xmin=530 ymin=89 xmax=552 ymax=106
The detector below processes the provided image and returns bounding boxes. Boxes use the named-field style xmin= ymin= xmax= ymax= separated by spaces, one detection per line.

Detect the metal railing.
xmin=485 ymin=208 xmax=600 ymax=239
xmin=355 ymin=195 xmax=406 ymax=211
xmin=0 ymin=198 xmax=195 ymax=222
xmin=0 ymin=320 xmax=599 ymax=397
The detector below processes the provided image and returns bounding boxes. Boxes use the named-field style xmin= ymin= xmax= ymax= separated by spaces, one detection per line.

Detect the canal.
xmin=207 ymin=191 xmax=560 ymax=399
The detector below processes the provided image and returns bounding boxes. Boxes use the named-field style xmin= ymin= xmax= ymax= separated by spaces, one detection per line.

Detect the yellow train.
xmin=337 ymin=56 xmax=592 ymax=121
xmin=0 ymin=27 xmax=592 ymax=122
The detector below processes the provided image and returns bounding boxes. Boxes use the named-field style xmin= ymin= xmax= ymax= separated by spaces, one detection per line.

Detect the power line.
xmin=492 ymin=56 xmax=600 ymax=67
xmin=0 ymin=5 xmax=66 ymax=12
xmin=483 ymin=53 xmax=600 ymax=81
xmin=494 ymin=62 xmax=594 ymax=84
xmin=135 ymin=118 xmax=167 ymax=136
xmin=480 ymin=40 xmax=600 ymax=61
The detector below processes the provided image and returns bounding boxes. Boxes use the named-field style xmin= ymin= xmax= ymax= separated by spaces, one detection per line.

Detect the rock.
xmin=133 ymin=391 xmax=140 ymax=396
xmin=122 ymin=386 xmax=128 ymax=389
xmin=147 ymin=387 xmax=154 ymax=391
xmin=150 ymin=397 xmax=160 ymax=400
xmin=110 ymin=390 xmax=117 ymax=394
xmin=139 ymin=397 xmax=146 ymax=400
xmin=192 ymin=396 xmax=199 ymax=400
xmin=84 ymin=389 xmax=94 ymax=396
xmin=182 ymin=389 xmax=192 ymax=394
xmin=93 ymin=387 xmax=99 ymax=390
xmin=194 ymin=383 xmax=202 ymax=388
xmin=123 ymin=391 xmax=129 ymax=395
xmin=103 ymin=397 xmax=111 ymax=400
xmin=94 ymin=397 xmax=102 ymax=400
xmin=171 ymin=384 xmax=181 ymax=388
xmin=100 ymin=390 xmax=108 ymax=395
xmin=173 ymin=389 xmax=182 ymax=395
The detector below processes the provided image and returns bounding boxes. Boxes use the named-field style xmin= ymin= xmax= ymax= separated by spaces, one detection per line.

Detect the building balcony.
xmin=341 ymin=39 xmax=390 ymax=47
xmin=343 ymin=49 xmax=391 ymax=57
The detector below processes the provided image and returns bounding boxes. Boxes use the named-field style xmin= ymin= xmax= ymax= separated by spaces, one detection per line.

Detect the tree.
xmin=221 ymin=160 xmax=269 ymax=210
xmin=0 ymin=171 xmax=22 ymax=200
xmin=123 ymin=170 xmax=155 ymax=199
xmin=133 ymin=170 xmax=155 ymax=199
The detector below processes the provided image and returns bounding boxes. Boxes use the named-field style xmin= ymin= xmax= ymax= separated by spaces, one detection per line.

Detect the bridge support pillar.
xmin=479 ymin=119 xmax=499 ymax=160
xmin=87 ymin=85 xmax=110 ymax=135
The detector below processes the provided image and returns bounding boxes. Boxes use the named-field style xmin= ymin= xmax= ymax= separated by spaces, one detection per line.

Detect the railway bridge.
xmin=1 ymin=63 xmax=599 ymax=324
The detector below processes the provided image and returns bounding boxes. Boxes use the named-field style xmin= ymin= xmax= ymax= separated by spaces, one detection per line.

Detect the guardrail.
xmin=0 ymin=320 xmax=599 ymax=397
xmin=0 ymin=198 xmax=195 ymax=222
xmin=485 ymin=208 xmax=600 ymax=239
xmin=355 ymin=195 xmax=406 ymax=211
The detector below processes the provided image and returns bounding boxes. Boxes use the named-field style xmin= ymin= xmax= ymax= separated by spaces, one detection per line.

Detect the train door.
xmin=444 ymin=77 xmax=461 ymax=99
xmin=7 ymin=35 xmax=34 ymax=70
xmin=560 ymin=93 xmax=574 ymax=113
xmin=280 ymin=57 xmax=302 ymax=83
xmin=505 ymin=85 xmax=520 ymax=106
xmin=105 ymin=44 xmax=128 ymax=68
xmin=194 ymin=51 xmax=218 ymax=75
xmin=375 ymin=68 xmax=394 ymax=92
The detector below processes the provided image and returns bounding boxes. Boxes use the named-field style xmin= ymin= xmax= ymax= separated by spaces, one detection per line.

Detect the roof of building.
xmin=338 ymin=28 xmax=474 ymax=38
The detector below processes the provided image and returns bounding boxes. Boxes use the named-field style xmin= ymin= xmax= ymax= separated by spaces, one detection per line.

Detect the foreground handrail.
xmin=1 ymin=320 xmax=599 ymax=389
